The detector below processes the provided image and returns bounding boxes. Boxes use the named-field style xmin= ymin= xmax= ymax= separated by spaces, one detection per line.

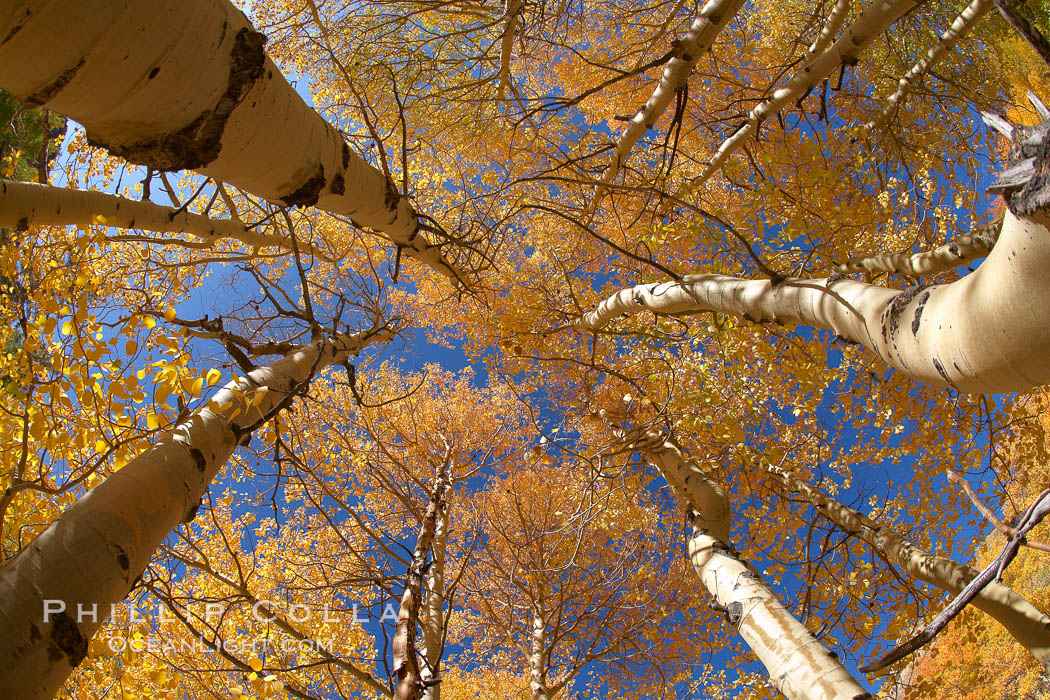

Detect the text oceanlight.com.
xmin=41 ymin=599 xmax=407 ymax=654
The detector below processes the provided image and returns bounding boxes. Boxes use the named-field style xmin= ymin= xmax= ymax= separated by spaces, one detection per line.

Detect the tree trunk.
xmin=579 ymin=211 xmax=1050 ymax=393
xmin=0 ymin=0 xmax=463 ymax=282
xmin=393 ymin=468 xmax=450 ymax=700
xmin=864 ymin=0 xmax=993 ymax=132
xmin=0 ymin=177 xmax=321 ymax=256
xmin=529 ymin=608 xmax=552 ymax=700
xmin=759 ymin=459 xmax=1050 ymax=666
xmin=636 ymin=432 xmax=871 ymax=700
xmin=835 ymin=221 xmax=998 ymax=277
xmin=691 ymin=0 xmax=924 ymax=189
xmin=587 ymin=0 xmax=746 ymax=213
xmin=420 ymin=507 xmax=447 ymax=700
xmin=0 ymin=327 xmax=391 ymax=699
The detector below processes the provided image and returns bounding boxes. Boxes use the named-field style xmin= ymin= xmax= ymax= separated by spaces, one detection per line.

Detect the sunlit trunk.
xmin=0 ymin=0 xmax=463 ymax=281
xmin=0 ymin=328 xmax=390 ymax=699
xmin=580 ymin=212 xmax=1050 ymax=393
xmin=0 ymin=178 xmax=320 ymax=256
xmin=637 ymin=432 xmax=871 ymax=700
xmin=760 ymin=459 xmax=1050 ymax=666
xmin=529 ymin=608 xmax=552 ymax=700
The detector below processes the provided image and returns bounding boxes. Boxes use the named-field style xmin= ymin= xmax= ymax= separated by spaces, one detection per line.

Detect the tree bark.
xmin=0 ymin=327 xmax=391 ymax=699
xmin=420 ymin=507 xmax=447 ymax=700
xmin=758 ymin=459 xmax=1050 ymax=666
xmin=578 ymin=211 xmax=1050 ymax=393
xmin=690 ymin=0 xmax=925 ymax=190
xmin=806 ymin=0 xmax=852 ymax=60
xmin=529 ymin=608 xmax=552 ymax=700
xmin=586 ymin=0 xmax=747 ymax=214
xmin=0 ymin=0 xmax=464 ymax=282
xmin=834 ymin=221 xmax=999 ymax=277
xmin=393 ymin=467 xmax=450 ymax=700
xmin=635 ymin=432 xmax=871 ymax=700
xmin=0 ymin=177 xmax=321 ymax=256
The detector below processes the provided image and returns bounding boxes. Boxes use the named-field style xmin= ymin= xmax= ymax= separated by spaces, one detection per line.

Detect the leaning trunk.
xmin=393 ymin=468 xmax=450 ymax=700
xmin=0 ymin=0 xmax=463 ymax=281
xmin=636 ymin=432 xmax=871 ymax=700
xmin=760 ymin=459 xmax=1050 ymax=665
xmin=420 ymin=507 xmax=447 ymax=700
xmin=580 ymin=211 xmax=1050 ymax=393
xmin=0 ymin=178 xmax=319 ymax=255
xmin=0 ymin=328 xmax=390 ymax=699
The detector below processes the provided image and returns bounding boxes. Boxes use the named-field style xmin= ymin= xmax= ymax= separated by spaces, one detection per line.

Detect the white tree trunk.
xmin=758 ymin=459 xmax=1050 ymax=665
xmin=586 ymin=0 xmax=747 ymax=213
xmin=691 ymin=0 xmax=924 ymax=190
xmin=864 ymin=0 xmax=993 ymax=132
xmin=529 ymin=608 xmax=552 ymax=700
xmin=835 ymin=222 xmax=998 ymax=277
xmin=0 ymin=328 xmax=391 ymax=699
xmin=636 ymin=433 xmax=870 ymax=699
xmin=579 ymin=211 xmax=1050 ymax=393
xmin=0 ymin=0 xmax=463 ymax=281
xmin=420 ymin=507 xmax=447 ymax=700
xmin=0 ymin=178 xmax=321 ymax=256
xmin=806 ymin=0 xmax=852 ymax=59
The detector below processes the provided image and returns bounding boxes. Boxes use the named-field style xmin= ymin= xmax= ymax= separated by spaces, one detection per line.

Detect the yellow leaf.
xmin=93 ymin=214 xmax=108 ymax=225
xmin=94 ymin=439 xmax=108 ymax=454
xmin=61 ymin=320 xmax=72 ymax=335
xmin=250 ymin=387 xmax=269 ymax=408
xmin=144 ymin=316 xmax=156 ymax=330
xmin=125 ymin=340 xmax=138 ymax=355
xmin=249 ymin=657 xmax=263 ymax=672
xmin=206 ymin=368 xmax=222 ymax=386
xmin=164 ymin=307 xmax=176 ymax=322
xmin=146 ymin=413 xmax=160 ymax=430
xmin=187 ymin=376 xmax=204 ymax=398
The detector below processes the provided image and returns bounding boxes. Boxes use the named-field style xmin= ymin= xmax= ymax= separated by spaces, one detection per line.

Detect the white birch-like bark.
xmin=419 ymin=503 xmax=449 ymax=700
xmin=529 ymin=608 xmax=552 ymax=700
xmin=420 ymin=508 xmax=447 ymax=700
xmin=758 ymin=459 xmax=1050 ymax=665
xmin=586 ymin=0 xmax=748 ymax=213
xmin=495 ymin=0 xmax=524 ymax=101
xmin=635 ymin=433 xmax=871 ymax=700
xmin=0 ymin=0 xmax=464 ymax=282
xmin=807 ymin=0 xmax=852 ymax=59
xmin=0 ymin=178 xmax=321 ymax=256
xmin=690 ymin=0 xmax=924 ymax=190
xmin=834 ymin=222 xmax=999 ymax=277
xmin=0 ymin=328 xmax=391 ymax=699
xmin=578 ymin=211 xmax=1050 ymax=393
xmin=864 ymin=0 xmax=994 ymax=132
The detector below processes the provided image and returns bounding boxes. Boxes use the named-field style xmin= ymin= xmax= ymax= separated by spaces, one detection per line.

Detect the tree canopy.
xmin=1 ymin=0 xmax=1050 ymax=698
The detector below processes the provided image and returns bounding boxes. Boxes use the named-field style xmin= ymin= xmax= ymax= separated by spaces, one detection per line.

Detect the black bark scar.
xmin=881 ymin=284 xmax=927 ymax=347
xmin=280 ymin=164 xmax=325 ymax=207
xmin=47 ymin=611 xmax=87 ymax=668
xmin=26 ymin=58 xmax=85 ymax=106
xmin=910 ymin=290 xmax=931 ymax=336
xmin=932 ymin=356 xmax=953 ymax=385
xmin=114 ymin=544 xmax=129 ymax=573
xmin=189 ymin=447 xmax=207 ymax=473
xmin=88 ymin=28 xmax=267 ymax=171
